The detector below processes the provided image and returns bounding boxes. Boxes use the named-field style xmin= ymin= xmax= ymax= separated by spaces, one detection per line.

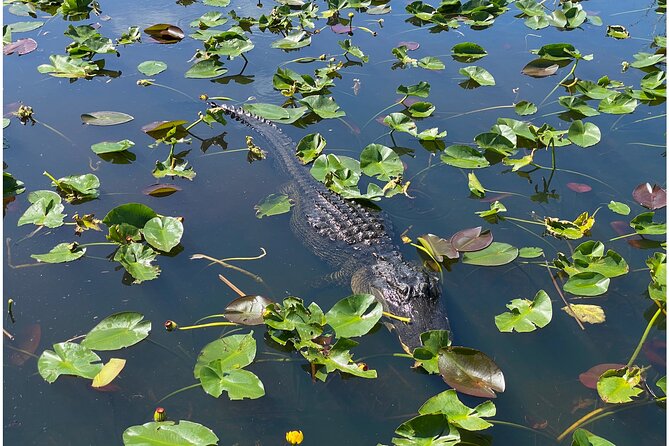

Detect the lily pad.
xmin=224 ymin=295 xmax=273 ymax=325
xmin=393 ymin=414 xmax=461 ymax=446
xmin=563 ymin=272 xmax=610 ymax=296
xmin=519 ymin=247 xmax=543 ymax=258
xmin=299 ymin=95 xmax=346 ymax=119
xmin=597 ymin=366 xmax=644 ymax=403
xmin=441 ymin=145 xmax=489 ymax=169
xmin=359 ymin=144 xmax=403 ymax=181
xmin=521 ymin=59 xmax=559 ymax=78
xmin=325 ymin=294 xmax=383 ymax=338
xmin=143 ymin=184 xmax=182 ymax=197
xmin=185 ymin=59 xmax=228 ymax=79
xmin=3 ymin=38 xmax=37 ymax=55
xmin=8 ymin=21 xmax=43 ymax=33
xmin=296 ymin=133 xmax=326 ymax=165
xmin=31 ymin=243 xmax=86 ymax=263
xmin=459 ymin=66 xmax=495 ymax=86
xmin=397 ymin=81 xmax=431 ymax=98
xmin=103 ymin=203 xmax=158 ymax=229
xmin=17 ymin=190 xmax=66 ymax=228
xmin=137 ymin=60 xmax=167 ymax=76
xmin=572 ymin=429 xmax=616 ymax=446
xmin=38 ymin=342 xmax=102 ymax=383
xmin=416 ymin=234 xmax=459 ymax=263
xmin=91 ymin=140 xmax=135 ymax=154
xmin=451 ymin=42 xmax=487 ymax=62
xmin=82 ymin=312 xmax=151 ymax=351
xmin=494 ymin=290 xmax=552 ymax=333
xmin=462 ymin=242 xmax=518 ymax=266
xmin=113 ymin=243 xmax=160 ymax=284
xmin=438 ymin=347 xmax=506 ymax=398
xmin=562 ymin=304 xmax=606 ymax=324
xmin=632 ymin=183 xmax=666 ymax=210
xmin=81 ymin=111 xmax=134 ymax=126
xmin=568 ymin=120 xmax=601 ymax=148
xmin=418 ymin=389 xmax=496 ymax=431
xmin=608 ymin=201 xmax=630 ymax=215
xmin=123 ymin=421 xmax=219 ymax=446
xmin=514 ymin=101 xmax=537 ymax=116
xmin=255 ymin=194 xmax=293 ymax=218
xmin=271 ymin=31 xmax=311 ymax=49
xmin=92 ymin=358 xmax=126 ymax=388
xmin=144 ymin=24 xmax=184 ymax=44
xmin=630 ymin=212 xmax=666 ymax=235
xmin=450 ymin=227 xmax=493 ymax=252
xmin=579 ymin=363 xmax=626 ymax=390
xmin=143 ymin=216 xmax=184 ymax=252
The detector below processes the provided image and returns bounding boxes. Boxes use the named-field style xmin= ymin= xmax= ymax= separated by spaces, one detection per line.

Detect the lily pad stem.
xmin=42 ymin=171 xmax=61 ymax=189
xmin=177 ymin=321 xmax=238 ymax=330
xmin=540 ymin=59 xmax=578 ymax=106
xmin=609 ymin=232 xmax=638 ymax=241
xmin=626 ymin=306 xmax=663 ymax=368
xmin=157 ymin=382 xmax=202 ymax=404
xmin=185 ymin=116 xmax=204 ymax=132
xmin=544 ymin=259 xmax=585 ymax=331
xmin=489 ymin=420 xmax=555 ymax=440
xmin=383 ymin=311 xmax=411 ymax=323
xmin=502 ymin=216 xmax=545 ymax=226
xmin=362 ymin=99 xmax=404 ymax=130
xmin=78 ymin=242 xmax=118 ymax=248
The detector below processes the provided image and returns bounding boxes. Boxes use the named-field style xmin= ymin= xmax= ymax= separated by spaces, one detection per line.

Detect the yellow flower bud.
xmin=285 ymin=430 xmax=304 ymax=445
xmin=164 ymin=320 xmax=178 ymax=331
xmin=153 ymin=407 xmax=166 ymax=422
xmin=199 ymin=94 xmax=209 ymax=101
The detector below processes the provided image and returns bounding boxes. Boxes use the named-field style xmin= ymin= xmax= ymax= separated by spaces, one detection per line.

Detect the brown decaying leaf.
xmin=143 ymin=184 xmax=182 ymax=197
xmin=521 ymin=59 xmax=559 ymax=78
xmin=144 ymin=24 xmax=185 ymax=44
xmin=632 ymin=183 xmax=666 ymax=210
xmin=450 ymin=226 xmax=493 ymax=252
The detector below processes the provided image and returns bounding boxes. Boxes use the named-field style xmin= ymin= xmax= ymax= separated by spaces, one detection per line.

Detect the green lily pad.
xmin=299 ymin=95 xmax=346 ymax=119
xmin=495 ymin=290 xmax=552 ymax=333
xmin=194 ymin=333 xmax=256 ymax=376
xmin=519 ymin=247 xmax=543 ymax=258
xmin=608 ymin=201 xmax=631 ymax=216
xmin=143 ymin=216 xmax=184 ymax=252
xmin=384 ymin=113 xmax=417 ymax=134
xmin=31 ymin=243 xmax=86 ymax=263
xmin=137 ymin=60 xmax=167 ymax=76
xmin=521 ymin=58 xmax=559 ymax=78
xmin=597 ymin=366 xmax=644 ymax=403
xmin=81 ymin=111 xmax=134 ymax=126
xmin=8 ymin=21 xmax=44 ymax=33
xmin=462 ymin=242 xmax=518 ymax=266
xmin=113 ymin=242 xmax=160 ymax=284
xmin=81 ymin=312 xmax=151 ymax=351
xmin=198 ymin=365 xmax=265 ymax=400
xmin=271 ymin=30 xmax=311 ymax=49
xmin=49 ymin=173 xmax=100 ymax=202
xmin=103 ymin=203 xmax=158 ymax=229
xmin=91 ymin=140 xmax=135 ymax=154
xmin=296 ymin=133 xmax=326 ymax=165
xmin=123 ymin=420 xmax=219 ymax=446
xmin=325 ymin=294 xmax=382 ymax=338
xmin=559 ymin=96 xmax=600 ymax=117
xmin=568 ymin=120 xmax=601 ymax=148
xmin=418 ymin=389 xmax=496 ymax=431
xmin=17 ymin=190 xmax=66 ymax=228
xmin=440 ymin=145 xmax=489 ymax=169
xmin=598 ymin=93 xmax=638 ymax=114
xmin=571 ymin=429 xmax=615 ymax=446
xmin=38 ymin=342 xmax=102 ymax=383
xmin=359 ymin=144 xmax=403 ymax=181
xmin=417 ymin=56 xmax=445 ymax=70
xmin=185 ymin=59 xmax=228 ymax=79
xmin=630 ymin=212 xmax=666 ymax=235
xmin=514 ymin=101 xmax=537 ymax=116
xmin=563 ymin=272 xmax=610 ymax=296
xmin=255 ymin=194 xmax=293 ymax=218
xmin=407 ymin=101 xmax=435 ymax=118
xmin=459 ymin=66 xmax=496 ymax=86
xmin=468 ymin=172 xmax=485 ymax=198
xmin=412 ymin=330 xmax=451 ymax=374
xmin=397 ymin=81 xmax=431 ymax=98
xmin=38 ymin=55 xmax=101 ymax=78
xmin=562 ymin=304 xmax=606 ymax=324
xmin=392 ymin=414 xmax=461 ymax=446
xmin=451 ymin=42 xmax=487 ymax=62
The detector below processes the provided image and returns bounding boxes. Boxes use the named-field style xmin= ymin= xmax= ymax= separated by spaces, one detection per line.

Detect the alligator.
xmin=216 ymin=104 xmax=450 ymax=352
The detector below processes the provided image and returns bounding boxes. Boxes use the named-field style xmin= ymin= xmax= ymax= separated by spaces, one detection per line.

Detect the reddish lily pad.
xmin=417 ymin=233 xmax=459 ymax=262
xmin=331 ymin=23 xmax=356 ymax=34
xmin=438 ymin=347 xmax=506 ymax=398
xmin=398 ymin=41 xmax=420 ymax=51
xmin=144 ymin=24 xmax=185 ymax=44
xmin=567 ymin=182 xmax=592 ymax=193
xmin=633 ymin=183 xmax=666 ymax=210
xmin=579 ymin=363 xmax=626 ymax=389
xmin=3 ymin=38 xmax=37 ymax=55
xmin=521 ymin=59 xmax=559 ymax=78
xmin=450 ymin=227 xmax=493 ymax=252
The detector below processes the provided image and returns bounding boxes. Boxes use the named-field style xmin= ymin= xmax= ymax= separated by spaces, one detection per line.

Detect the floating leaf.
xmin=123 ymin=421 xmax=219 ymax=446
xmin=606 ymin=25 xmax=630 ymax=40
xmin=440 ymin=145 xmax=489 ymax=169
xmin=49 ymin=173 xmax=100 ymax=202
xmin=114 ymin=243 xmax=160 ymax=284
xmin=608 ymin=201 xmax=630 ymax=216
xmin=3 ymin=38 xmax=37 ymax=55
xmin=142 ymin=120 xmax=189 ymax=140
xmin=143 ymin=184 xmax=181 ymax=198
xmin=514 ymin=101 xmax=537 ymax=116
xmin=521 ymin=59 xmax=559 ymax=78
xmin=185 ymin=59 xmax=228 ymax=79
xmin=632 ymin=183 xmax=666 ymax=210
xmin=597 ymin=366 xmax=644 ymax=403
xmin=143 ymin=216 xmax=183 ymax=252
xmin=325 ymin=294 xmax=382 ymax=338
xmin=397 ymin=81 xmax=431 ymax=98
xmin=598 ymin=93 xmax=638 ymax=114
xmin=82 ymin=312 xmax=151 ymax=351
xmin=18 ymin=190 xmax=66 ymax=228
xmin=384 ymin=113 xmax=417 ymax=134
xmin=563 ymin=272 xmax=610 ymax=296
xmin=103 ymin=203 xmax=157 ymax=229
xmin=417 ymin=56 xmax=445 ymax=70
xmin=462 ymin=242 xmax=518 ymax=266
xmin=224 ymin=295 xmax=273 ymax=325
xmin=407 ymin=101 xmax=435 ymax=118
xmin=451 ymin=42 xmax=487 ymax=62
xmin=398 ymin=41 xmax=420 ymax=51
xmin=519 ymin=247 xmax=543 ymax=258
xmin=393 ymin=414 xmax=461 ymax=446
xmin=91 ymin=140 xmax=135 ymax=155
xmin=562 ymin=304 xmax=605 ymax=324
xmin=495 ymin=290 xmax=552 ymax=333
xmin=271 ymin=31 xmax=311 ymax=49
xmin=137 ymin=60 xmax=167 ymax=76
xmin=459 ymin=66 xmax=495 ymax=86
xmin=412 ymin=330 xmax=451 ymax=374
xmin=579 ymin=363 xmax=626 ymax=390
xmin=417 ymin=234 xmax=459 ymax=263
xmin=31 ymin=243 xmax=86 ymax=263
xmin=8 ymin=21 xmax=43 ymax=33
xmin=255 ymin=194 xmax=293 ymax=218
xmin=190 ymin=11 xmax=228 ymax=29
xmin=418 ymin=389 xmax=496 ymax=431
xmin=359 ymin=144 xmax=403 ymax=181
xmin=38 ymin=342 xmax=102 ymax=383
xmin=468 ymin=172 xmax=485 ymax=198
xmin=567 ymin=183 xmax=592 ymax=193
xmin=630 ymin=212 xmax=666 ymax=235
xmin=450 ymin=227 xmax=493 ymax=252
xmin=81 ymin=111 xmax=134 ymax=126
xmin=438 ymin=347 xmax=505 ymax=398
xmin=300 ymin=95 xmax=345 ymax=119
xmin=568 ymin=120 xmax=601 ymax=148
xmin=559 ymin=96 xmax=600 ymax=117
xmin=38 ymin=54 xmax=101 ymax=78
xmin=144 ymin=23 xmax=184 ymax=43
xmin=571 ymin=429 xmax=616 ymax=446
xmin=296 ymin=133 xmax=326 ymax=164
xmin=92 ymin=358 xmax=126 ymax=388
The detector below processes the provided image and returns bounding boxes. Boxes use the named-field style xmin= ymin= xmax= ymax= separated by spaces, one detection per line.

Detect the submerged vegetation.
xmin=3 ymin=0 xmax=666 ymax=444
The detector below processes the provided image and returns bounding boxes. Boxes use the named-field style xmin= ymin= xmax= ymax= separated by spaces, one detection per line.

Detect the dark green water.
xmin=3 ymin=0 xmax=666 ymax=444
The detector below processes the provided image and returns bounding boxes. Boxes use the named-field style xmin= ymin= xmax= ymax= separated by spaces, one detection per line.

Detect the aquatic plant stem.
xmin=626 ymin=306 xmax=663 ymax=368
xmin=544 ymin=259 xmax=585 ymax=331
xmin=218 ymin=274 xmax=245 ymax=297
xmin=177 ymin=321 xmax=238 ymax=330
xmin=442 ymin=104 xmax=515 ymax=120
xmin=383 ymin=311 xmax=411 ymax=323
xmin=502 ymin=216 xmax=545 ymax=226
xmin=157 ymin=383 xmax=202 ymax=404
xmin=362 ymin=99 xmax=404 ymax=130
xmin=78 ymin=242 xmax=118 ymax=248
xmin=609 ymin=233 xmax=638 ymax=241
xmin=540 ymin=60 xmax=578 ymax=107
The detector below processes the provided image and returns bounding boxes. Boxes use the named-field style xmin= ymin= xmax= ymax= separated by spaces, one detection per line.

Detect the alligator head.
xmin=351 ymin=254 xmax=449 ymax=354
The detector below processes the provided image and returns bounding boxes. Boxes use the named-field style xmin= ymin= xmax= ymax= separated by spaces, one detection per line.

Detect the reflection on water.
xmin=4 ymin=0 xmax=666 ymax=444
